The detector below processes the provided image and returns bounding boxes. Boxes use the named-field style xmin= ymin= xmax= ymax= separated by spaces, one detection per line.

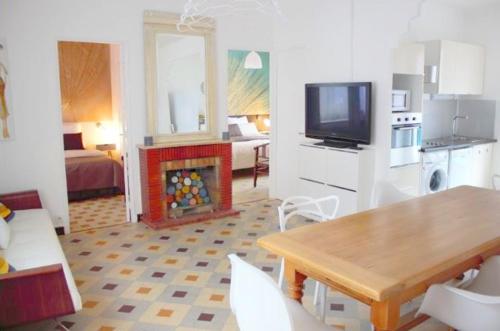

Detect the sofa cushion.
xmin=0 ymin=217 xmax=9 ymax=249
xmin=0 ymin=256 xmax=15 ymax=274
xmin=6 ymin=209 xmax=82 ymax=311
xmin=0 ymin=203 xmax=14 ymax=222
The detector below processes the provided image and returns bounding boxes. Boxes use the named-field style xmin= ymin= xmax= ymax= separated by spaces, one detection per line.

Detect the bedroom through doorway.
xmin=57 ymin=41 xmax=128 ymax=233
xmin=228 ymin=50 xmax=271 ymax=204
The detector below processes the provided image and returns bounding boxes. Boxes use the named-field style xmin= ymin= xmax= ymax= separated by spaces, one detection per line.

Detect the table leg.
xmin=284 ymin=260 xmax=307 ymax=303
xmin=371 ymin=298 xmax=400 ymax=331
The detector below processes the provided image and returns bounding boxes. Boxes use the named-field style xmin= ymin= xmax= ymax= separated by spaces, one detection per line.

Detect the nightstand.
xmin=96 ymin=144 xmax=116 ymax=157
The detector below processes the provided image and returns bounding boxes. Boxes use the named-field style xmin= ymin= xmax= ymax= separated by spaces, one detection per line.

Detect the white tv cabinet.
xmin=297 ymin=143 xmax=375 ymax=217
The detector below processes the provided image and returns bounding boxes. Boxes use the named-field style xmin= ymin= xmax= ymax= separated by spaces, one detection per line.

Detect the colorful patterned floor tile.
xmin=10 ymin=197 xmax=448 ymax=331
xmin=70 ymin=195 xmax=127 ymax=233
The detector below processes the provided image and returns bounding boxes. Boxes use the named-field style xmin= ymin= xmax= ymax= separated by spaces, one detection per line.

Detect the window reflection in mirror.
xmin=155 ymin=33 xmax=207 ymax=135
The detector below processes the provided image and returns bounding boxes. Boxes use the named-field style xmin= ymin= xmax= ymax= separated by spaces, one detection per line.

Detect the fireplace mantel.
xmin=139 ymin=140 xmax=239 ymax=229
xmin=138 ymin=139 xmax=231 ymax=150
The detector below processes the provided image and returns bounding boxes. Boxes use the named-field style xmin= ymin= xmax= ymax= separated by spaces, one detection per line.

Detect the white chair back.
xmin=371 ymin=180 xmax=413 ymax=208
xmin=228 ymin=254 xmax=294 ymax=331
xmin=278 ymin=195 xmax=340 ymax=232
xmin=417 ymin=285 xmax=500 ymax=331
xmin=467 ymin=256 xmax=500 ymax=296
xmin=493 ymin=175 xmax=500 ymax=190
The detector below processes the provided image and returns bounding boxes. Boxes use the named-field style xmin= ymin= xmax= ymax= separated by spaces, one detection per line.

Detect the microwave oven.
xmin=392 ymin=90 xmax=411 ymax=112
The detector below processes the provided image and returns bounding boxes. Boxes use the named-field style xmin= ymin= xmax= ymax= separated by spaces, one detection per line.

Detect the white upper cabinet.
xmin=393 ymin=43 xmax=425 ymax=75
xmin=423 ymin=40 xmax=485 ymax=95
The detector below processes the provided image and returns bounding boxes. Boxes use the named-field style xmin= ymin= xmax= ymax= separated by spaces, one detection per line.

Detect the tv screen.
xmin=305 ymin=82 xmax=371 ymax=145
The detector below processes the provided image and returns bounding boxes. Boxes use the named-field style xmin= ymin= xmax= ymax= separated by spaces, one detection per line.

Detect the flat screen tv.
xmin=305 ymin=82 xmax=372 ymax=148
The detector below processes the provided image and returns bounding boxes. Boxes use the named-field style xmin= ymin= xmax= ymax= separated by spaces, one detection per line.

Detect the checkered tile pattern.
xmin=11 ymin=197 xmax=446 ymax=331
xmin=70 ymin=195 xmax=127 ymax=233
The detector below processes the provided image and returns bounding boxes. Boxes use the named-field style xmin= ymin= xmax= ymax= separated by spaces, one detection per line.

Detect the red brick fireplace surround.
xmin=139 ymin=141 xmax=239 ymax=229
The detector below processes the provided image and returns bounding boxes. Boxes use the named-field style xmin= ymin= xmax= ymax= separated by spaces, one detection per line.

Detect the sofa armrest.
xmin=0 ymin=264 xmax=75 ymax=327
xmin=0 ymin=190 xmax=42 ymax=210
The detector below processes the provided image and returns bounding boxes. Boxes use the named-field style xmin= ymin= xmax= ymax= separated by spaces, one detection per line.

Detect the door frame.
xmin=55 ymin=38 xmax=134 ymax=233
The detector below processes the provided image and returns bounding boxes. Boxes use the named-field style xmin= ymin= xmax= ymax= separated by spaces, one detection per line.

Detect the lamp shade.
xmin=244 ymin=51 xmax=263 ymax=69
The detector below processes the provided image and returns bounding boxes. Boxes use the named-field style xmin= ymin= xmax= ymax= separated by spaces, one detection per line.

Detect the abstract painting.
xmin=228 ymin=50 xmax=270 ymax=115
xmin=0 ymin=39 xmax=13 ymax=140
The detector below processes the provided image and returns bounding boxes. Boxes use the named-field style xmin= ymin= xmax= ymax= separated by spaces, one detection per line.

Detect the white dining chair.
xmin=228 ymin=254 xmax=337 ymax=331
xmin=493 ymin=174 xmax=500 ymax=190
xmin=371 ymin=180 xmax=414 ymax=208
xmin=417 ymin=256 xmax=500 ymax=331
xmin=277 ymin=195 xmax=340 ymax=322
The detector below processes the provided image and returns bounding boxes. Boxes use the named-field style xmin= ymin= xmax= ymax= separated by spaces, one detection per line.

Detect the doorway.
xmin=57 ymin=41 xmax=129 ymax=232
xmin=227 ymin=49 xmax=271 ymax=204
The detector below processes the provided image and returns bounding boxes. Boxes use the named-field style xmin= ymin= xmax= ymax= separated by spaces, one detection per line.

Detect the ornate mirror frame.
xmin=144 ymin=11 xmax=218 ymax=144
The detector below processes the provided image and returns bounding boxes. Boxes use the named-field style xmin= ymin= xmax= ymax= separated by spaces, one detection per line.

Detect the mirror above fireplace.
xmin=144 ymin=11 xmax=218 ymax=144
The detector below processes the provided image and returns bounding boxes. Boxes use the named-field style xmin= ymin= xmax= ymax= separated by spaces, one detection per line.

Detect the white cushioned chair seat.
xmin=6 ymin=209 xmax=82 ymax=311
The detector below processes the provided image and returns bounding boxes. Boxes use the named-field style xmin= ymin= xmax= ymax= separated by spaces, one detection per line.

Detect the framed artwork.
xmin=228 ymin=50 xmax=270 ymax=116
xmin=0 ymin=39 xmax=14 ymax=141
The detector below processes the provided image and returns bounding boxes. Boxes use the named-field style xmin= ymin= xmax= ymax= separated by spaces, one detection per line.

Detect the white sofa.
xmin=0 ymin=190 xmax=81 ymax=328
xmin=7 ymin=209 xmax=82 ymax=311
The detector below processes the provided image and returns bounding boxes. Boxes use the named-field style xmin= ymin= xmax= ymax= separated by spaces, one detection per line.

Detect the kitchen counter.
xmin=421 ymin=136 xmax=497 ymax=152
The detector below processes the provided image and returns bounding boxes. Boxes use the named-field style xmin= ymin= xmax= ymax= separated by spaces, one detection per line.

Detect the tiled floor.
xmin=13 ymin=195 xmax=447 ymax=331
xmin=70 ymin=195 xmax=127 ymax=233
xmin=69 ymin=176 xmax=267 ymax=233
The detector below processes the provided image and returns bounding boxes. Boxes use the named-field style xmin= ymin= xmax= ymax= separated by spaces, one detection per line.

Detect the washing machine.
xmin=420 ymin=150 xmax=449 ymax=195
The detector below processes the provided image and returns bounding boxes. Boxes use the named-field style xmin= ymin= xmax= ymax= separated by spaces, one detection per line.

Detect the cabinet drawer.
xmin=298 ymin=179 xmax=358 ymax=218
xmin=298 ymin=178 xmax=327 ymax=199
xmin=298 ymin=145 xmax=327 ymax=183
xmin=325 ymin=185 xmax=358 ymax=217
xmin=326 ymin=149 xmax=359 ymax=191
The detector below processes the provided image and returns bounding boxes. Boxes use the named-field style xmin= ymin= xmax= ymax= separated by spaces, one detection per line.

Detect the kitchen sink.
xmin=451 ymin=136 xmax=469 ymax=141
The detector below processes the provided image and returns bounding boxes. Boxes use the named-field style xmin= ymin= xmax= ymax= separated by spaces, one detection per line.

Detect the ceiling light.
xmin=244 ymin=51 xmax=262 ymax=69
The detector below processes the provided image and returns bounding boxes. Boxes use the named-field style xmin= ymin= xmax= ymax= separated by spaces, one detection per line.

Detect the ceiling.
xmin=438 ymin=0 xmax=500 ymax=8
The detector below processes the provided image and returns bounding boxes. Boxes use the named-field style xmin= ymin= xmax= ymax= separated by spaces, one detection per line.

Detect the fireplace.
xmin=162 ymin=157 xmax=221 ymax=219
xmin=139 ymin=141 xmax=239 ymax=229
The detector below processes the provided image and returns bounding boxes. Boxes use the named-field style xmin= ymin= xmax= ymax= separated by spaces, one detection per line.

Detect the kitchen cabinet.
xmin=423 ymin=40 xmax=485 ymax=95
xmin=471 ymin=143 xmax=493 ymax=188
xmin=448 ymin=147 xmax=473 ymax=189
xmin=297 ymin=144 xmax=374 ymax=217
xmin=393 ymin=43 xmax=425 ymax=75
xmin=448 ymin=143 xmax=493 ymax=189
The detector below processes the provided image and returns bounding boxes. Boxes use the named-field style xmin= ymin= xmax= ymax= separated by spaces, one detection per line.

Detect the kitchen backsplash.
xmin=422 ymin=99 xmax=496 ymax=140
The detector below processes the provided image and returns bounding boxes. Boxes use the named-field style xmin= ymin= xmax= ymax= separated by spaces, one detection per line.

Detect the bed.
xmin=231 ymin=136 xmax=269 ymax=170
xmin=63 ymin=131 xmax=124 ymax=200
xmin=228 ymin=117 xmax=269 ymax=171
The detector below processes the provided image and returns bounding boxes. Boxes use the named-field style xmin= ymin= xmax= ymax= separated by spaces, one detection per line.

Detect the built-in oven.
xmin=390 ymin=112 xmax=422 ymax=167
xmin=392 ymin=89 xmax=411 ymax=112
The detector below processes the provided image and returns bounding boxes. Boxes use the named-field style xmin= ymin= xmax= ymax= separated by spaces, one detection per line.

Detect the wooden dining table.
xmin=257 ymin=186 xmax=500 ymax=331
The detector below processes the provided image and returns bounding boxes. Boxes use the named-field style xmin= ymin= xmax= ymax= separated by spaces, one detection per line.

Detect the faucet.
xmin=452 ymin=115 xmax=469 ymax=137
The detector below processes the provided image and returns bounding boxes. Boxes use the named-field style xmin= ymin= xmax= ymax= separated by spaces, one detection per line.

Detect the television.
xmin=305 ymin=82 xmax=372 ymax=148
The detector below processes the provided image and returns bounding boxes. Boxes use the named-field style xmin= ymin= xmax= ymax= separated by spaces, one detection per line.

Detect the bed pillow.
xmin=64 ymin=132 xmax=85 ymax=150
xmin=63 ymin=123 xmax=82 ymax=134
xmin=0 ymin=217 xmax=10 ymax=249
xmin=228 ymin=124 xmax=242 ymax=138
xmin=237 ymin=122 xmax=260 ymax=136
xmin=0 ymin=202 xmax=14 ymax=222
xmin=228 ymin=116 xmax=248 ymax=125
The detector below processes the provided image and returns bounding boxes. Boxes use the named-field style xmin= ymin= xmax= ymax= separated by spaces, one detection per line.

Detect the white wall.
xmin=463 ymin=3 xmax=500 ymax=176
xmin=0 ymin=0 xmax=477 ymax=228
xmin=0 ymin=0 xmax=273 ymax=230
xmin=271 ymin=0 xmax=467 ymax=199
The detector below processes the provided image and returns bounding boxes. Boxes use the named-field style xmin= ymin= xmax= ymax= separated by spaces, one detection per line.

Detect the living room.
xmin=1 ymin=0 xmax=499 ymax=330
